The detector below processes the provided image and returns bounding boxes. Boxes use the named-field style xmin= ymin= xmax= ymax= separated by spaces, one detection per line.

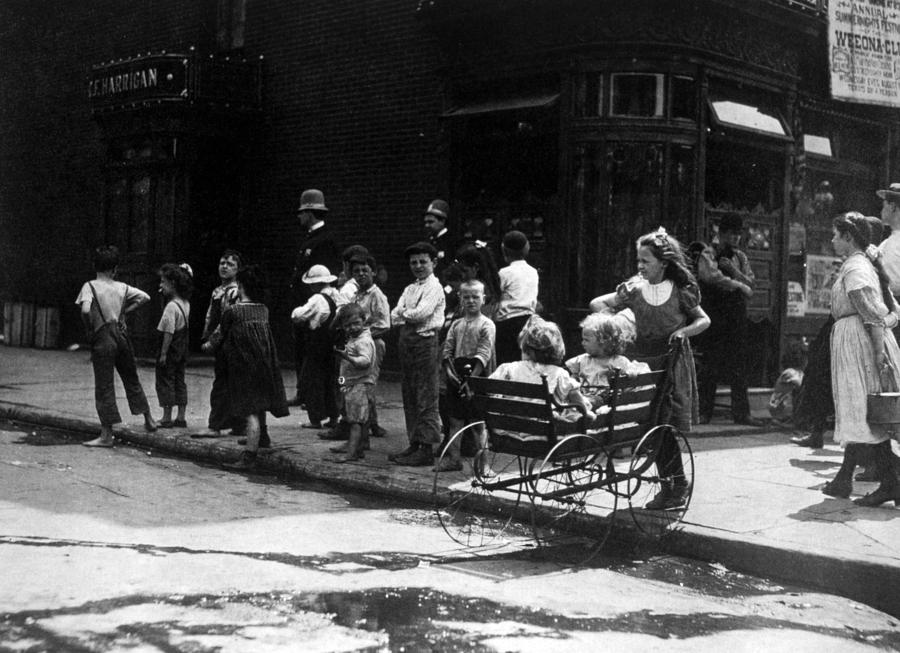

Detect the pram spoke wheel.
xmin=432 ymin=422 xmax=526 ymax=548
xmin=627 ymin=425 xmax=694 ymax=538
xmin=529 ymin=434 xmax=618 ymax=564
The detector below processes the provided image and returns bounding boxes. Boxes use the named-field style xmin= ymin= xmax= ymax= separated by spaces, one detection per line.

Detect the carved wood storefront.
xmin=88 ymin=50 xmax=261 ymax=354
xmin=420 ymin=0 xmax=898 ymax=384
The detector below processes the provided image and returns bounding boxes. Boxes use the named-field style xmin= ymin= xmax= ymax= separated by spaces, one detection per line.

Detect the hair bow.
xmin=865 ymin=244 xmax=882 ymax=263
xmin=179 ymin=262 xmax=194 ymax=277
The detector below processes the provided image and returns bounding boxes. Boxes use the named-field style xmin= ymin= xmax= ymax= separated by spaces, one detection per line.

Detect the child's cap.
xmin=502 ymin=230 xmax=529 ymax=252
xmin=404 ymin=241 xmax=438 ymax=260
xmin=302 ymin=264 xmax=337 ymax=284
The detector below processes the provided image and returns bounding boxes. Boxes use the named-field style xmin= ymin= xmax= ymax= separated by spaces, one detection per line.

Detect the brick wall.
xmin=0 ymin=1 xmax=209 ymax=342
xmin=0 ymin=0 xmax=445 ymax=354
xmin=240 ymin=0 xmax=446 ymax=350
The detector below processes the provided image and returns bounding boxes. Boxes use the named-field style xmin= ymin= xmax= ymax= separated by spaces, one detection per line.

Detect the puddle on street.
xmin=4 ymin=425 xmax=82 ymax=447
xmin=2 ymin=588 xmax=898 ymax=652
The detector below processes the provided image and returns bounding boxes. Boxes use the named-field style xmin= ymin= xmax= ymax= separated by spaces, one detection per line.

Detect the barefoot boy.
xmin=76 ymin=245 xmax=157 ymax=446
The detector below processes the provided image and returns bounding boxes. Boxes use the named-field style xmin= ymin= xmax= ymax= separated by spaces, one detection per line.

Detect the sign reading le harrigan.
xmin=88 ymin=55 xmax=188 ymax=109
xmin=830 ymin=0 xmax=900 ymax=107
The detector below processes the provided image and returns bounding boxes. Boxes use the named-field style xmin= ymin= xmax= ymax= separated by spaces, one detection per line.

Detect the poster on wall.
xmin=829 ymin=0 xmax=900 ymax=107
xmin=805 ymin=255 xmax=841 ymax=314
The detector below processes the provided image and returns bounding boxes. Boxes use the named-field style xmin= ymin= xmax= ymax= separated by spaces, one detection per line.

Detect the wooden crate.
xmin=2 ymin=302 xmax=35 ymax=347
xmin=33 ymin=306 xmax=60 ymax=349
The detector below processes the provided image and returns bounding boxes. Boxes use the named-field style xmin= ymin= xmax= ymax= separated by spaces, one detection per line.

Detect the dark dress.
xmin=220 ymin=302 xmax=289 ymax=418
xmin=617 ymin=278 xmax=701 ymax=432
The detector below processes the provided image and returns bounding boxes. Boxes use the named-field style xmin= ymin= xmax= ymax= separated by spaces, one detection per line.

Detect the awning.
xmin=442 ymin=93 xmax=559 ymax=117
xmin=708 ymin=99 xmax=793 ymax=141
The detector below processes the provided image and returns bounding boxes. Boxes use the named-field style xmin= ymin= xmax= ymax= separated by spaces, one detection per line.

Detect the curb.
xmin=2 ymin=401 xmax=899 ymax=619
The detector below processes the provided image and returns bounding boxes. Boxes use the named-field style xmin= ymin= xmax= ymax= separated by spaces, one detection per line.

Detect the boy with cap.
xmin=291 ymin=264 xmax=346 ymax=429
xmin=389 ymin=241 xmax=446 ymax=466
xmin=494 ymin=230 xmax=540 ymax=364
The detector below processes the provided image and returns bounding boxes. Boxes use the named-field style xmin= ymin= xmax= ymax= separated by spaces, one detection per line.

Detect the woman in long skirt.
xmin=824 ymin=212 xmax=900 ymax=507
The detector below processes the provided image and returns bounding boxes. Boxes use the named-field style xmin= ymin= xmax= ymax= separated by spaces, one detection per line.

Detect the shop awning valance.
xmin=708 ymin=99 xmax=793 ymax=141
xmin=442 ymin=93 xmax=559 ymax=117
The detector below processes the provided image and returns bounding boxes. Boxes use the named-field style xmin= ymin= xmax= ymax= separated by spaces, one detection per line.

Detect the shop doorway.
xmin=100 ymin=132 xmax=244 ymax=355
xmin=704 ymin=138 xmax=787 ymax=385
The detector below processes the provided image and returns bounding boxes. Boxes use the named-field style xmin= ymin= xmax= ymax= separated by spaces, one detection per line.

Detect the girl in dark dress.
xmin=591 ymin=228 xmax=711 ymax=509
xmin=212 ymin=265 xmax=289 ymax=470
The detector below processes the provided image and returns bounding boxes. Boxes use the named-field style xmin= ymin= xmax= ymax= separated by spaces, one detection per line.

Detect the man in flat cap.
xmin=288 ymin=189 xmax=340 ymax=406
xmin=697 ymin=213 xmax=763 ymax=427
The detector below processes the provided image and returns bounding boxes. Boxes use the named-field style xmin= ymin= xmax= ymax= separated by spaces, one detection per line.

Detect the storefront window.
xmin=671 ymin=76 xmax=697 ymax=120
xmin=669 ymin=144 xmax=695 ymax=235
xmin=572 ymin=140 xmax=673 ymax=301
xmin=610 ymin=74 xmax=664 ymax=117
xmin=574 ymin=73 xmax=602 ymax=117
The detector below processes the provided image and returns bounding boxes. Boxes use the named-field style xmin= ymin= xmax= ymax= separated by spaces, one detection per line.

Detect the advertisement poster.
xmin=829 ymin=0 xmax=900 ymax=107
xmin=805 ymin=255 xmax=841 ymax=314
xmin=786 ymin=281 xmax=806 ymax=317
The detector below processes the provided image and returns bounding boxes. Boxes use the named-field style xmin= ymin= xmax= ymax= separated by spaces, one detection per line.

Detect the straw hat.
xmin=301 ymin=264 xmax=337 ymax=284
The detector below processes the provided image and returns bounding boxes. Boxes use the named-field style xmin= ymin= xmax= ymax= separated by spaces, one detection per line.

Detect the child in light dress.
xmin=490 ymin=316 xmax=594 ymax=425
xmin=566 ymin=312 xmax=650 ymax=410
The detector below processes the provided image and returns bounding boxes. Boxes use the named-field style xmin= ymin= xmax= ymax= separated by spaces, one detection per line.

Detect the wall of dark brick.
xmin=0 ymin=1 xmax=209 ymax=343
xmin=240 ymin=0 xmax=446 ymax=350
xmin=0 ymin=0 xmax=445 ymax=354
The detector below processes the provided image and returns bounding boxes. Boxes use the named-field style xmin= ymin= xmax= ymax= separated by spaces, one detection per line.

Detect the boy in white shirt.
xmin=389 ymin=241 xmax=446 ymax=466
xmin=494 ymin=230 xmax=539 ymax=364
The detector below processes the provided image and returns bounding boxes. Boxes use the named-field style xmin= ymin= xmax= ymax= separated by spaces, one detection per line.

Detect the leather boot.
xmin=791 ymin=431 xmax=824 ymax=448
xmin=823 ymin=442 xmax=863 ymax=498
xmin=388 ymin=442 xmax=419 ymax=462
xmin=854 ymin=441 xmax=900 ymax=507
xmin=395 ymin=445 xmax=434 ymax=467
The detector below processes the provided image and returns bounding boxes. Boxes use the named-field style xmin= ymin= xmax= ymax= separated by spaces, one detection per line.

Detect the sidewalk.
xmin=1 ymin=346 xmax=899 ymax=617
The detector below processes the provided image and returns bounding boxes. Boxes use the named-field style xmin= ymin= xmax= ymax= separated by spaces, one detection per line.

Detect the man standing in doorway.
xmin=288 ymin=188 xmax=340 ymax=406
xmin=697 ymin=214 xmax=764 ymax=427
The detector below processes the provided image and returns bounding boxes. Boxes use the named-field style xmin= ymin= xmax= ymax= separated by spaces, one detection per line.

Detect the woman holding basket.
xmin=825 ymin=212 xmax=900 ymax=507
